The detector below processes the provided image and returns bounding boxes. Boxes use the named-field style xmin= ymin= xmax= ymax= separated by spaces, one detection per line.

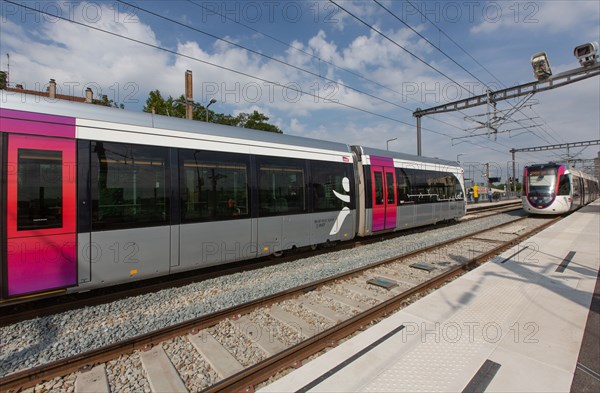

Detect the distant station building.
xmin=0 ymin=77 xmax=92 ymax=103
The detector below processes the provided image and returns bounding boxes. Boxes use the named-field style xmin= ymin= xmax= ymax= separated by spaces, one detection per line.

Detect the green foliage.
xmin=94 ymin=94 xmax=124 ymax=109
xmin=236 ymin=110 xmax=282 ymax=133
xmin=143 ymin=90 xmax=170 ymax=115
xmin=0 ymin=71 xmax=7 ymax=90
xmin=143 ymin=90 xmax=282 ymax=133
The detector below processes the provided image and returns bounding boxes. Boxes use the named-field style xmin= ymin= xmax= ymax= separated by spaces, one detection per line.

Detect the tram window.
xmin=312 ymin=162 xmax=353 ymax=211
xmin=258 ymin=159 xmax=306 ymax=216
xmin=374 ymin=172 xmax=384 ymax=205
xmin=400 ymin=168 xmax=461 ymax=204
xmin=572 ymin=178 xmax=581 ymax=197
xmin=386 ymin=172 xmax=395 ymax=204
xmin=557 ymin=174 xmax=571 ymax=195
xmin=180 ymin=150 xmax=249 ymax=222
xmin=17 ymin=149 xmax=63 ymax=230
xmin=409 ymin=170 xmax=432 ymax=204
xmin=430 ymin=172 xmax=460 ymax=201
xmin=91 ymin=142 xmax=169 ymax=229
xmin=396 ymin=168 xmax=411 ymax=204
xmin=430 ymin=172 xmax=444 ymax=201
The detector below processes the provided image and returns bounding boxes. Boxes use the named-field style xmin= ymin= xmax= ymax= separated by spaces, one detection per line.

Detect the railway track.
xmin=0 ymin=205 xmax=519 ymax=328
xmin=463 ymin=199 xmax=521 ymax=219
xmin=0 ymin=214 xmax=560 ymax=393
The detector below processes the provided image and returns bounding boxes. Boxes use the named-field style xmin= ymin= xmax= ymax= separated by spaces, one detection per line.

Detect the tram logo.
xmin=330 ymin=177 xmax=351 ymax=235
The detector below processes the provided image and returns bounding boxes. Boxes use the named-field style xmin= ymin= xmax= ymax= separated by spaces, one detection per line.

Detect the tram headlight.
xmin=530 ymin=52 xmax=552 ymax=80
xmin=574 ymin=42 xmax=599 ymax=67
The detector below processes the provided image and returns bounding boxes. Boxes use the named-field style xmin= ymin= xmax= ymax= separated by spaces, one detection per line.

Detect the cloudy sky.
xmin=1 ymin=0 xmax=599 ymax=183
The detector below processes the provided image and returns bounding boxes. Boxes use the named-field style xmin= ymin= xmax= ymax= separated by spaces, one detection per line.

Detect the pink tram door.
xmin=370 ymin=156 xmax=397 ymax=232
xmin=4 ymin=134 xmax=77 ymax=297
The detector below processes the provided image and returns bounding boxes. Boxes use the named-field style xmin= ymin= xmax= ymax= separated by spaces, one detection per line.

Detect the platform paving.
xmin=571 ymin=267 xmax=600 ymax=393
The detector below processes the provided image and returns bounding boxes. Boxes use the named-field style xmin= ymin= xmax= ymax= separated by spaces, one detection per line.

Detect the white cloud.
xmin=1 ymin=2 xmax=170 ymax=104
xmin=289 ymin=118 xmax=306 ymax=133
xmin=470 ymin=1 xmax=600 ymax=36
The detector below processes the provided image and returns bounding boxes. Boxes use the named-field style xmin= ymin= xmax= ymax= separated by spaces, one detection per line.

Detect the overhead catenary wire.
xmin=404 ymin=0 xmax=505 ymax=88
xmin=127 ymin=0 xmax=538 ymax=155
xmin=328 ymin=0 xmax=474 ymax=96
xmin=373 ymin=0 xmax=491 ymax=89
xmin=183 ymin=0 xmax=408 ymax=102
xmin=372 ymin=0 xmax=548 ymax=146
xmin=123 ymin=0 xmax=486 ymax=137
xmin=117 ymin=3 xmax=526 ymax=156
xmin=132 ymin=2 xmax=568 ymax=161
xmin=183 ymin=0 xmax=475 ymax=134
xmin=4 ymin=0 xmax=527 ymax=157
xmin=129 ymin=0 xmax=475 ymax=135
xmin=4 ymin=0 xmax=452 ymax=138
xmin=328 ymin=0 xmax=549 ymax=160
xmin=402 ymin=0 xmax=567 ymax=149
xmin=117 ymin=0 xmax=417 ymax=115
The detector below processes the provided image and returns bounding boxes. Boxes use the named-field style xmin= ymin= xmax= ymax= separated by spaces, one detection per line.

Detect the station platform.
xmin=261 ymin=201 xmax=600 ymax=392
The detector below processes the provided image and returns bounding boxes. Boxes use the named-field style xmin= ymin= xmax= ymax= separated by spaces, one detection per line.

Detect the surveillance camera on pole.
xmin=531 ymin=52 xmax=552 ymax=80
xmin=574 ymin=41 xmax=599 ymax=67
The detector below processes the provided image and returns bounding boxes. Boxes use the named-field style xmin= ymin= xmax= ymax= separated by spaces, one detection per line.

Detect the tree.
xmin=235 ymin=111 xmax=282 ymax=133
xmin=143 ymin=90 xmax=171 ymax=115
xmin=142 ymin=90 xmax=282 ymax=133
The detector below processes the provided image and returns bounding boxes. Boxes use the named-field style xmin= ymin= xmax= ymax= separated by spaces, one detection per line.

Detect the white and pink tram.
xmin=0 ymin=91 xmax=465 ymax=302
xmin=522 ymin=163 xmax=599 ymax=214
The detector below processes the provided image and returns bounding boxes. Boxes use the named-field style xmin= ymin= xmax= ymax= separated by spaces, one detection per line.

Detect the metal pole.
xmin=511 ymin=149 xmax=516 ymax=195
xmin=486 ymin=90 xmax=491 ymax=138
xmin=206 ymin=99 xmax=216 ymax=122
xmin=416 ymin=114 xmax=422 ymax=156
xmin=386 ymin=137 xmax=398 ymax=151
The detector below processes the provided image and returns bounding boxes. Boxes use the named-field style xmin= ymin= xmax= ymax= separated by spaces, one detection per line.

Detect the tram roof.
xmin=1 ymin=91 xmax=352 ymax=154
xmin=355 ymin=145 xmax=459 ymax=167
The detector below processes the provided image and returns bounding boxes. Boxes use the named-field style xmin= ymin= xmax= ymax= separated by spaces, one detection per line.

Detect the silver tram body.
xmin=0 ymin=91 xmax=465 ymax=302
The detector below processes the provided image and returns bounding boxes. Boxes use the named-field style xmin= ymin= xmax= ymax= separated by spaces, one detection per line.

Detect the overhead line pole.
xmin=414 ymin=64 xmax=600 ymax=118
xmin=413 ymin=64 xmax=600 ymax=156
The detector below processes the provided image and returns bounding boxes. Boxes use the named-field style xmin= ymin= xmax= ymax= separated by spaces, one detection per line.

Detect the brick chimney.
xmin=85 ymin=87 xmax=93 ymax=103
xmin=48 ymin=79 xmax=56 ymax=99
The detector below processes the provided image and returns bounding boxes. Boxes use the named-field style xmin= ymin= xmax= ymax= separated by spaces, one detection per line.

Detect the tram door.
xmin=4 ymin=134 xmax=77 ymax=297
xmin=370 ymin=157 xmax=397 ymax=232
